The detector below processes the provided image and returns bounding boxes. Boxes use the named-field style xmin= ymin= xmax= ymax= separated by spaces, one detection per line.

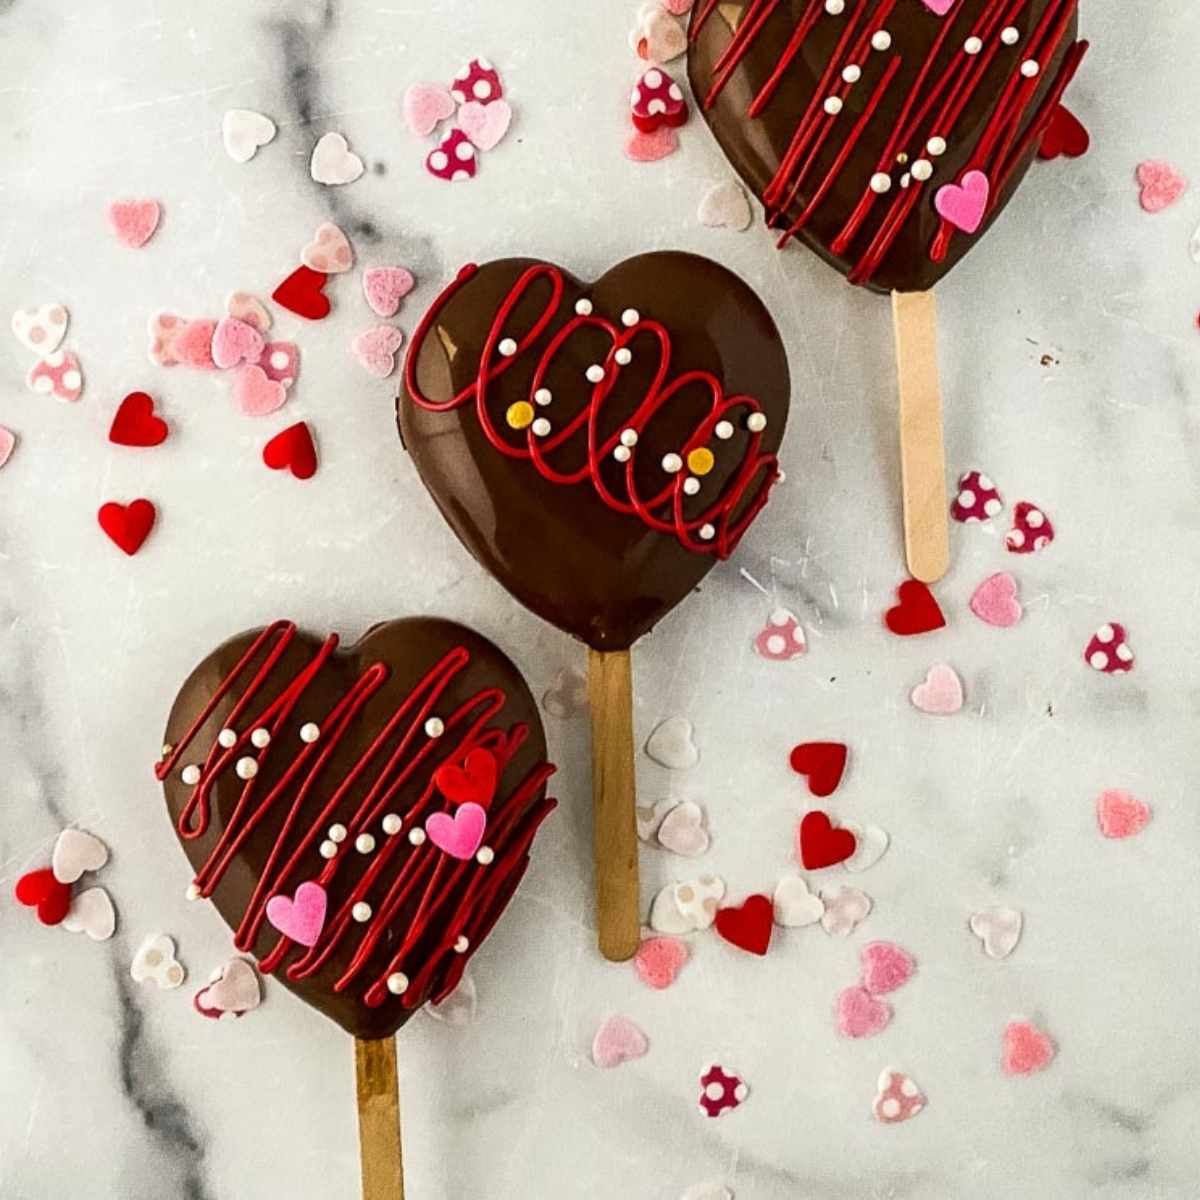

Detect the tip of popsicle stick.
xmin=906 ymin=535 xmax=950 ymax=584
xmin=599 ymin=924 xmax=641 ymax=963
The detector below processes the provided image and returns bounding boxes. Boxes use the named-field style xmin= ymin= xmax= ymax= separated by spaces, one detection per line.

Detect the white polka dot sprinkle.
xmin=356 ymin=833 xmax=376 ymax=855
xmin=181 ymin=764 xmax=201 ymax=786
xmin=382 ymin=813 xmax=403 ymax=836
xmin=476 ymin=846 xmax=495 ymax=864
xmin=235 ymin=757 xmax=258 ymax=780
xmin=352 ymin=902 xmax=372 ymax=923
xmin=585 ymin=364 xmax=605 ymax=384
xmin=498 ymin=337 xmax=517 ymax=357
xmin=387 ymin=972 xmax=409 ymax=995
xmin=300 ymin=722 xmax=320 ymax=743
xmin=218 ymin=728 xmax=237 ymax=749
xmin=329 ymin=824 xmax=348 ymax=843
xmin=425 ymin=717 xmax=445 ymax=738
xmin=251 ymin=727 xmax=271 ymax=749
xmin=575 ymin=298 xmax=593 ymax=316
xmin=409 ymin=828 xmax=427 ymax=846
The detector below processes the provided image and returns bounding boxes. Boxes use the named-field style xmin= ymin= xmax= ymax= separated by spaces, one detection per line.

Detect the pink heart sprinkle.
xmin=211 ymin=316 xmax=265 ymax=370
xmin=425 ymin=801 xmax=487 ymax=860
xmin=934 ymin=170 xmax=990 ymax=234
xmin=1002 ymin=1020 xmax=1055 ymax=1075
xmin=232 ymin=364 xmax=287 ymax=417
xmin=353 ymin=324 xmax=404 ymax=379
xmin=634 ymin=936 xmax=689 ymax=990
xmin=1137 ymin=160 xmax=1187 ymax=214
xmin=592 ymin=1014 xmax=649 ymax=1068
xmin=624 ymin=126 xmax=679 ymax=163
xmin=175 ymin=319 xmax=219 ymax=371
xmin=457 ymin=99 xmax=513 ymax=152
xmin=1096 ymin=788 xmax=1151 ymax=839
xmin=108 ymin=198 xmax=161 ymax=248
xmin=910 ymin=662 xmax=964 ymax=715
xmin=860 ymin=941 xmax=917 ymax=995
xmin=970 ymin=572 xmax=1023 ymax=628
xmin=265 ymin=881 xmax=327 ymax=947
xmin=363 ymin=267 xmax=415 ymax=319
xmin=922 ymin=0 xmax=957 ymax=13
xmin=403 ymin=82 xmax=457 ymax=137
xmin=836 ymin=986 xmax=892 ymax=1039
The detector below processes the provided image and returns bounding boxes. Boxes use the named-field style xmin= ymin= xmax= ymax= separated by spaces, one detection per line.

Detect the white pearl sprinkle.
xmin=181 ymin=764 xmax=201 ymax=785
xmin=300 ymin=722 xmax=320 ymax=743
xmin=186 ymin=883 xmax=201 ymax=901
xmin=319 ymin=840 xmax=337 ymax=859
xmin=871 ymin=30 xmax=891 ymax=51
xmin=870 ymin=172 xmax=893 ymax=194
xmin=235 ymin=757 xmax=258 ymax=780
xmin=574 ymin=298 xmax=593 ymax=316
xmin=614 ymin=347 xmax=632 ymax=366
xmin=532 ymin=417 xmax=551 ymax=437
xmin=454 ymin=935 xmax=470 ymax=953
xmin=425 ymin=717 xmax=445 ymax=738
xmin=964 ymin=36 xmax=982 ymax=55
xmin=823 ymin=96 xmax=843 ymax=116
xmin=1021 ymin=59 xmax=1039 ymax=77
xmin=352 ymin=902 xmax=372 ymax=923
xmin=927 ymin=136 xmax=947 ymax=157
xmin=911 ymin=159 xmax=933 ymax=182
xmin=621 ymin=308 xmax=640 ymax=327
xmin=620 ymin=428 xmax=639 ymax=448
xmin=662 ymin=453 xmax=683 ymax=474
xmin=534 ymin=387 xmax=552 ymax=406
xmin=251 ymin=728 xmax=271 ymax=749
xmin=498 ymin=337 xmax=517 ymax=357
xmin=825 ymin=0 xmax=844 ymax=12
xmin=747 ymin=412 xmax=767 ymax=433
xmin=476 ymin=846 xmax=495 ymax=865
xmin=842 ymin=64 xmax=861 ymax=83
xmin=382 ymin=813 xmax=403 ymax=836
xmin=409 ymin=828 xmax=427 ymax=846
xmin=613 ymin=445 xmax=632 ymax=463
xmin=217 ymin=728 xmax=237 ymax=749
xmin=329 ymin=824 xmax=348 ymax=843
xmin=585 ymin=364 xmax=605 ymax=384
xmin=715 ymin=420 xmax=734 ymax=440
xmin=699 ymin=524 xmax=716 ymax=541
xmin=387 ymin=972 xmax=409 ymax=995
xmin=683 ymin=477 xmax=701 ymax=496
xmin=356 ymin=833 xmax=376 ymax=855
xmin=1001 ymin=25 xmax=1019 ymax=44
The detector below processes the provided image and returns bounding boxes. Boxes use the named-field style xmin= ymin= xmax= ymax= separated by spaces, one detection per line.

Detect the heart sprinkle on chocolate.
xmin=157 ymin=618 xmax=556 ymax=1039
xmin=687 ymin=0 xmax=1088 ymax=292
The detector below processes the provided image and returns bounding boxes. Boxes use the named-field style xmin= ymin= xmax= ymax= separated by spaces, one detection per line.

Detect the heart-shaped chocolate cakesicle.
xmin=688 ymin=0 xmax=1087 ymax=581
xmin=398 ymin=253 xmax=790 ymax=961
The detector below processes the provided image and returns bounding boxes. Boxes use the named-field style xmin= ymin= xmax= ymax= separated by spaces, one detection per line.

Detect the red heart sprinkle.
xmin=884 ymin=580 xmax=946 ymax=636
xmin=433 ymin=747 xmax=498 ymax=808
xmin=262 ymin=422 xmax=318 ymax=480
xmin=14 ymin=867 xmax=72 ymax=925
xmin=788 ymin=741 xmax=847 ymax=797
xmin=109 ymin=391 xmax=168 ymax=447
xmin=1038 ymin=104 xmax=1090 ymax=161
xmin=714 ymin=894 xmax=773 ymax=956
xmin=272 ymin=265 xmax=331 ymax=320
xmin=98 ymin=499 xmax=156 ymax=556
xmin=797 ymin=811 xmax=857 ymax=870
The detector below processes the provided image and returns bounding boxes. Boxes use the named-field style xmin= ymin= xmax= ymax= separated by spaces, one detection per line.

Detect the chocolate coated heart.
xmin=688 ymin=0 xmax=1086 ymax=293
xmin=157 ymin=618 xmax=555 ymax=1040
xmin=397 ymin=253 xmax=790 ymax=651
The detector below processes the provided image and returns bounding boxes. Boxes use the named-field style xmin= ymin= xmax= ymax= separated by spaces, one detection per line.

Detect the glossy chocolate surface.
xmin=160 ymin=618 xmax=552 ymax=1040
xmin=688 ymin=0 xmax=1081 ymax=294
xmin=397 ymin=253 xmax=790 ymax=651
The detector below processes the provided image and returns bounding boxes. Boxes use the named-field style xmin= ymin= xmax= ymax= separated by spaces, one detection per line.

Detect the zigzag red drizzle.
xmin=156 ymin=621 xmax=556 ymax=1010
xmin=692 ymin=0 xmax=1087 ymax=285
xmin=405 ymin=263 xmax=782 ymax=559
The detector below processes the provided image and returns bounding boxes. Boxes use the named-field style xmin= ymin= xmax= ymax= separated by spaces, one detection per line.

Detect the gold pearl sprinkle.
xmin=896 ymin=152 xmax=909 ymax=165
xmin=161 ymin=743 xmax=174 ymax=758
xmin=687 ymin=447 xmax=715 ymax=477
xmin=506 ymin=401 xmax=534 ymax=430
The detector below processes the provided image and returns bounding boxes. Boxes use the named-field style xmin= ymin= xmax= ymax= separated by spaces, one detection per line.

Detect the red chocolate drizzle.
xmin=156 ymin=621 xmax=556 ymax=1013
xmin=691 ymin=0 xmax=1087 ymax=286
xmin=404 ymin=263 xmax=782 ymax=559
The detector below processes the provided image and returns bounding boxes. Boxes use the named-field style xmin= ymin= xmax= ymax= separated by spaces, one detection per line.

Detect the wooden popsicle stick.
xmin=355 ymin=1037 xmax=405 ymax=1200
xmin=587 ymin=648 xmax=641 ymax=963
xmin=891 ymin=290 xmax=950 ymax=584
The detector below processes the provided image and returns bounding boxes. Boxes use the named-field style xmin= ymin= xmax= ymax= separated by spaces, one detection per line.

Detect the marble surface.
xmin=1 ymin=2 xmax=1197 ymax=1197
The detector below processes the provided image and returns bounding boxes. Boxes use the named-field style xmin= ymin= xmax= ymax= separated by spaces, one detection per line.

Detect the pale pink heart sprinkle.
xmin=922 ymin=0 xmax=957 ymax=13
xmin=624 ymin=126 xmax=679 ymax=163
xmin=108 ymin=198 xmax=161 ymax=248
xmin=592 ymin=1014 xmax=649 ymax=1068
xmin=363 ymin=267 xmax=415 ymax=319
xmin=232 ymin=364 xmax=287 ymax=416
xmin=457 ymin=99 xmax=513 ymax=151
xmin=199 ymin=958 xmax=261 ymax=1015
xmin=301 ymin=222 xmax=354 ymax=275
xmin=970 ymin=572 xmax=1023 ymax=627
xmin=265 ymin=881 xmax=327 ymax=947
xmin=425 ymin=801 xmax=487 ymax=860
xmin=934 ymin=170 xmax=990 ymax=234
xmin=353 ymin=325 xmax=404 ymax=378
xmin=860 ymin=941 xmax=916 ymax=995
xmin=211 ymin=316 xmax=265 ymax=370
xmin=51 ymin=828 xmax=109 ymax=884
xmin=1002 ymin=1020 xmax=1055 ymax=1075
xmin=1137 ymin=160 xmax=1187 ymax=213
xmin=0 ymin=426 xmax=15 ymax=469
xmin=836 ymin=985 xmax=892 ymax=1038
xmin=227 ymin=291 xmax=272 ymax=333
xmin=634 ymin=935 xmax=689 ymax=989
xmin=403 ymin=82 xmax=457 ymax=137
xmin=175 ymin=319 xmax=219 ymax=371
xmin=1096 ymin=789 xmax=1151 ymax=839
xmin=910 ymin=662 xmax=964 ymax=715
